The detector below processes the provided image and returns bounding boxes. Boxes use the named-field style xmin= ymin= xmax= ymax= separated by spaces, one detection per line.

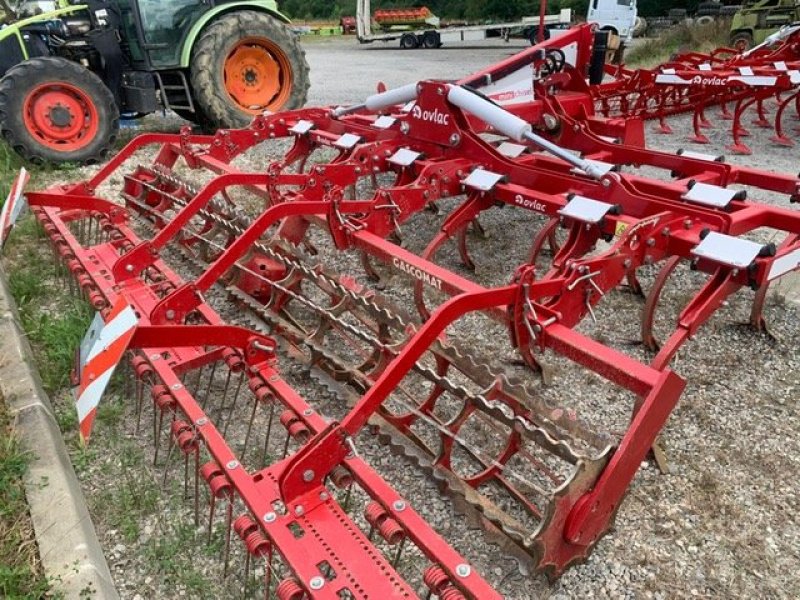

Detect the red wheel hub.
xmin=23 ymin=82 xmax=99 ymax=151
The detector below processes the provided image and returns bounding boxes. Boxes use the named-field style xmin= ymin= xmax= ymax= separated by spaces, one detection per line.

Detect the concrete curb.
xmin=0 ymin=267 xmax=118 ymax=599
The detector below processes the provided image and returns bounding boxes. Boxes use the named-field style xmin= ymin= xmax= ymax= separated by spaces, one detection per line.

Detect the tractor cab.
xmin=0 ymin=0 xmax=309 ymax=163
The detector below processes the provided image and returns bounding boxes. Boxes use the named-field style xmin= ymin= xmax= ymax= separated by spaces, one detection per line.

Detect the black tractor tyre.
xmin=172 ymin=104 xmax=216 ymax=132
xmin=0 ymin=57 xmax=118 ymax=164
xmin=730 ymin=31 xmax=754 ymax=52
xmin=190 ymin=10 xmax=310 ymax=130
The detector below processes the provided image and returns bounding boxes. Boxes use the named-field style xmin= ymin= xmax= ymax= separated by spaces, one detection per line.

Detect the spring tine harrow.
xmin=12 ymin=22 xmax=800 ymax=595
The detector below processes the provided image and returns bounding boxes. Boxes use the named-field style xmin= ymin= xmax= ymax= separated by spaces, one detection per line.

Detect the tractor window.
xmin=138 ymin=0 xmax=205 ymax=67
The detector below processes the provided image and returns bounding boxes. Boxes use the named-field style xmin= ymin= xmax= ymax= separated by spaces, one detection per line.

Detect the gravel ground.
xmin=20 ymin=37 xmax=800 ymax=599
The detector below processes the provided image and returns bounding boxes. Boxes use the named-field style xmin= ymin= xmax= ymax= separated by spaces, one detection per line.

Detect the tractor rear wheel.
xmin=0 ymin=57 xmax=118 ymax=164
xmin=190 ymin=10 xmax=309 ymax=129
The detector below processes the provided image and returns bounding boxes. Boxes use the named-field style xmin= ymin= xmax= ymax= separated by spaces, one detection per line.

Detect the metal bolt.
xmin=456 ymin=564 xmax=471 ymax=578
xmin=393 ymin=500 xmax=406 ymax=512
xmin=309 ymin=576 xmax=325 ymax=590
xmin=150 ymin=353 xmax=160 ymax=361
xmin=125 ymin=264 xmax=133 ymax=272
xmin=601 ymin=178 xmax=611 ymax=188
xmin=295 ymin=505 xmax=304 ymax=516
xmin=303 ymin=408 xmax=313 ymax=416
xmin=320 ymin=492 xmax=329 ymax=501
xmin=303 ymin=469 xmax=315 ymax=482
xmin=684 ymin=218 xmax=692 ymax=229
xmin=195 ymin=417 xmax=207 ymax=426
xmin=400 ymin=121 xmax=410 ymax=134
xmin=449 ymin=133 xmax=462 ymax=146
xmin=171 ymin=383 xmax=182 ymax=390
xmin=263 ymin=512 xmax=276 ymax=523
xmin=165 ymin=309 xmax=175 ymax=321
xmin=543 ymin=113 xmax=559 ymax=131
xmin=226 ymin=460 xmax=239 ymax=470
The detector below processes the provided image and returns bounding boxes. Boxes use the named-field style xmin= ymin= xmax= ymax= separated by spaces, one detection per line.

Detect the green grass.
xmin=0 ymin=140 xmax=24 ymax=201
xmin=92 ymin=440 xmax=159 ymax=543
xmin=626 ymin=20 xmax=732 ymax=68
xmin=143 ymin=520 xmax=215 ymax=597
xmin=0 ymin=396 xmax=54 ymax=599
xmin=6 ymin=223 xmax=93 ymax=393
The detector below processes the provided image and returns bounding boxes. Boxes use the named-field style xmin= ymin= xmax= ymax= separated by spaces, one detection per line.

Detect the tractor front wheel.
xmin=0 ymin=57 xmax=118 ymax=164
xmin=190 ymin=10 xmax=310 ymax=129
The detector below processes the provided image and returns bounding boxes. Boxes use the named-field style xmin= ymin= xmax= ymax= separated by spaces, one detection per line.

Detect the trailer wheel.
xmin=400 ymin=33 xmax=419 ymax=49
xmin=422 ymin=31 xmax=440 ymax=49
xmin=191 ymin=10 xmax=310 ymax=129
xmin=529 ymin=26 xmax=551 ymax=45
xmin=730 ymin=31 xmax=753 ymax=52
xmin=0 ymin=56 xmax=118 ymax=164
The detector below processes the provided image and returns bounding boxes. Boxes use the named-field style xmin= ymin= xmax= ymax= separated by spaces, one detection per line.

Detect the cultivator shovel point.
xmin=13 ymin=24 xmax=800 ymax=597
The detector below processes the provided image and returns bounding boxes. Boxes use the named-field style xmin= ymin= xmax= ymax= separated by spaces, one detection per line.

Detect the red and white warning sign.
xmin=0 ymin=167 xmax=30 ymax=249
xmin=73 ymin=297 xmax=138 ymax=443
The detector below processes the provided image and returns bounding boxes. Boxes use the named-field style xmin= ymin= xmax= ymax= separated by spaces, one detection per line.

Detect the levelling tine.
xmin=261 ymin=401 xmax=276 ymax=469
xmin=222 ymin=371 xmax=246 ymax=438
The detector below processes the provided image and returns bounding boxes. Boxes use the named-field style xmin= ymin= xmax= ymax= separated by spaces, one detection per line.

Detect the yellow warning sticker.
xmin=615 ymin=221 xmax=629 ymax=237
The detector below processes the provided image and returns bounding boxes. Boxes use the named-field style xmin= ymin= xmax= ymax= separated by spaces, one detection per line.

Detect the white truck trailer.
xmin=355 ymin=0 xmax=573 ymax=49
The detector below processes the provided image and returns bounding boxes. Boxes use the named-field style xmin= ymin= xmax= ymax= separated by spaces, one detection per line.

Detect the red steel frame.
xmin=20 ymin=23 xmax=800 ymax=596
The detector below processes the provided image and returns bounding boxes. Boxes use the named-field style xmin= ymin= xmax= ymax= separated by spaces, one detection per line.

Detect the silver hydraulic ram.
xmin=331 ymin=83 xmax=609 ymax=180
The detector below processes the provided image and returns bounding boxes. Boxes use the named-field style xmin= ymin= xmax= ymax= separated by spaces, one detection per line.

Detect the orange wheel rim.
xmin=223 ymin=37 xmax=294 ymax=114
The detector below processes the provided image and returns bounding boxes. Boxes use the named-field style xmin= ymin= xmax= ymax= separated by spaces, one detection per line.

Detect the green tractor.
xmin=729 ymin=0 xmax=800 ymax=51
xmin=0 ymin=0 xmax=309 ymax=163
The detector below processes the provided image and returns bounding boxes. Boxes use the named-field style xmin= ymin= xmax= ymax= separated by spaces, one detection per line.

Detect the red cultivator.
xmin=596 ymin=23 xmax=800 ymax=153
xmin=14 ymin=23 xmax=800 ymax=598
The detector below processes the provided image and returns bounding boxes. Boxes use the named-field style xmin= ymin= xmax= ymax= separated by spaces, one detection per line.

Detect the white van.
xmin=587 ymin=0 xmax=638 ymax=41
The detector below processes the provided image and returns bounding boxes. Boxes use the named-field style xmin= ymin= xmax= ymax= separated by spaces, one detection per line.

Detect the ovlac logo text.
xmin=515 ymin=196 xmax=547 ymax=213
xmin=691 ymin=75 xmax=728 ymax=86
xmin=411 ymin=105 xmax=451 ymax=126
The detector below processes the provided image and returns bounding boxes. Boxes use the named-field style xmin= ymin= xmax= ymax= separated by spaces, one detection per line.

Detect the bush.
xmin=625 ymin=19 xmax=731 ymax=67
